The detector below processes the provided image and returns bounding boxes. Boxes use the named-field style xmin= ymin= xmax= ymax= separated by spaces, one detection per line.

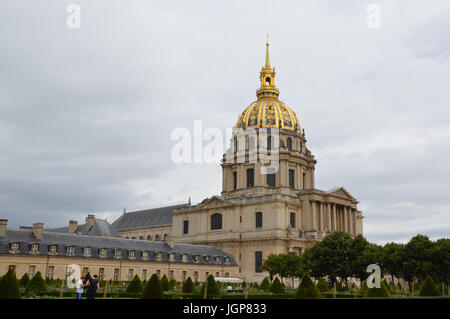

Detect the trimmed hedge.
xmin=142 ymin=274 xmax=163 ymax=299
xmin=316 ymin=277 xmax=329 ymax=293
xmin=270 ymin=277 xmax=285 ymax=294
xmin=0 ymin=269 xmax=21 ymax=299
xmin=26 ymin=272 xmax=48 ymax=294
xmin=126 ymin=275 xmax=143 ymax=293
xmin=294 ymin=273 xmax=321 ymax=299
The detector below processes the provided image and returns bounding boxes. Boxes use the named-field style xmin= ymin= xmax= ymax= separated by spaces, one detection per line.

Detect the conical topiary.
xmin=142 ymin=274 xmax=163 ymax=299
xmin=126 ymin=274 xmax=143 ymax=293
xmin=259 ymin=277 xmax=271 ymax=293
xmin=201 ymin=275 xmax=220 ymax=298
xmin=182 ymin=277 xmax=194 ymax=293
xmin=0 ymin=269 xmax=21 ymax=299
xmin=26 ymin=272 xmax=47 ymax=294
xmin=364 ymin=282 xmax=390 ymax=298
xmin=382 ymin=279 xmax=392 ymax=295
xmin=359 ymin=281 xmax=368 ymax=296
xmin=160 ymin=275 xmax=169 ymax=291
xmin=19 ymin=273 xmax=30 ymax=288
xmin=419 ymin=276 xmax=440 ymax=297
xmin=316 ymin=277 xmax=329 ymax=293
xmin=294 ymin=273 xmax=321 ymax=299
xmin=270 ymin=277 xmax=285 ymax=294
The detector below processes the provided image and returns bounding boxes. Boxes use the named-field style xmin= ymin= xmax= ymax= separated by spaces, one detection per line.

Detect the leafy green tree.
xmin=403 ymin=235 xmax=434 ymax=283
xmin=182 ymin=277 xmax=194 ymax=293
xmin=142 ymin=274 xmax=163 ymax=299
xmin=302 ymin=232 xmax=354 ymax=284
xmin=19 ymin=273 xmax=30 ymax=288
xmin=350 ymin=235 xmax=383 ymax=280
xmin=382 ymin=242 xmax=405 ymax=280
xmin=259 ymin=277 xmax=271 ymax=293
xmin=261 ymin=254 xmax=284 ymax=281
xmin=126 ymin=274 xmax=143 ymax=293
xmin=26 ymin=272 xmax=47 ymax=294
xmin=430 ymin=238 xmax=450 ymax=285
xmin=200 ymin=275 xmax=220 ymax=298
xmin=294 ymin=273 xmax=321 ymax=299
xmin=316 ymin=277 xmax=329 ymax=293
xmin=160 ymin=275 xmax=170 ymax=291
xmin=419 ymin=276 xmax=440 ymax=297
xmin=0 ymin=269 xmax=21 ymax=299
xmin=270 ymin=277 xmax=284 ymax=294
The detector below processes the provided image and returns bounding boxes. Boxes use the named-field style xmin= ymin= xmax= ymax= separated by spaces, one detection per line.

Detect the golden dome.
xmin=234 ymin=99 xmax=302 ymax=132
xmin=234 ymin=37 xmax=302 ymax=133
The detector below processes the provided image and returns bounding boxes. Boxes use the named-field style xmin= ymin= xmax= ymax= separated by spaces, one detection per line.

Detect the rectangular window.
xmin=30 ymin=244 xmax=39 ymax=254
xmin=142 ymin=269 xmax=147 ymax=281
xmin=49 ymin=245 xmax=57 ymax=255
xmin=114 ymin=249 xmax=121 ymax=259
xmin=225 ymin=273 xmax=230 ymax=278
xmin=82 ymin=267 xmax=89 ymax=276
xmin=156 ymin=252 xmax=162 ymax=261
xmin=29 ymin=265 xmax=36 ymax=278
xmin=183 ymin=220 xmax=189 ymax=234
xmin=169 ymin=270 xmax=174 ymax=280
xmin=47 ymin=266 xmax=54 ymax=279
xmin=289 ymin=169 xmax=295 ymax=189
xmin=10 ymin=243 xmax=19 ymax=253
xmin=65 ymin=266 xmax=72 ymax=279
xmin=128 ymin=250 xmax=135 ymax=259
xmin=83 ymin=247 xmax=91 ymax=257
xmin=215 ymin=272 xmax=220 ymax=277
xmin=267 ymin=173 xmax=276 ymax=187
xmin=302 ymin=172 xmax=306 ymax=189
xmin=182 ymin=271 xmax=187 ymax=282
xmin=156 ymin=270 xmax=161 ymax=277
xmin=205 ymin=272 xmax=209 ymax=280
xmin=255 ymin=251 xmax=263 ymax=273
xmin=99 ymin=268 xmax=105 ymax=280
xmin=128 ymin=269 xmax=134 ymax=281
xmin=233 ymin=171 xmax=237 ymax=190
xmin=246 ymin=168 xmax=254 ymax=188
xmin=169 ymin=253 xmax=175 ymax=262
xmin=66 ymin=246 xmax=75 ymax=256
xmin=8 ymin=265 xmax=16 ymax=271
xmin=255 ymin=212 xmax=263 ymax=228
xmin=194 ymin=271 xmax=198 ymax=282
xmin=142 ymin=251 xmax=148 ymax=260
xmin=114 ymin=268 xmax=120 ymax=281
xmin=290 ymin=212 xmax=296 ymax=228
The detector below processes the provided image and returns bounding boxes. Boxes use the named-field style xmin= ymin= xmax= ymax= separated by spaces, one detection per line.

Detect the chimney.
xmin=68 ymin=220 xmax=78 ymax=234
xmin=85 ymin=214 xmax=95 ymax=230
xmin=32 ymin=222 xmax=44 ymax=240
xmin=20 ymin=226 xmax=33 ymax=231
xmin=0 ymin=219 xmax=7 ymax=238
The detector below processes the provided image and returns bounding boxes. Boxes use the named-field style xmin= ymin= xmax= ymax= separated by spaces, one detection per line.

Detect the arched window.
xmin=211 ymin=213 xmax=223 ymax=230
xmin=147 ymin=235 xmax=152 ymax=241
xmin=139 ymin=236 xmax=144 ymax=240
xmin=267 ymin=135 xmax=272 ymax=150
xmin=265 ymin=77 xmax=271 ymax=86
xmin=155 ymin=234 xmax=160 ymax=241
xmin=287 ymin=137 xmax=292 ymax=151
xmin=164 ymin=234 xmax=168 ymax=241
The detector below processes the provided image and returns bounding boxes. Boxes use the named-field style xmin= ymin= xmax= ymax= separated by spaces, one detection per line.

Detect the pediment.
xmin=326 ymin=187 xmax=356 ymax=201
xmin=198 ymin=195 xmax=230 ymax=209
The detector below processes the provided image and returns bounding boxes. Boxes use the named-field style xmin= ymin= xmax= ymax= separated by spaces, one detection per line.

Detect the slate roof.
xmin=111 ymin=203 xmax=190 ymax=231
xmin=0 ymin=229 xmax=237 ymax=266
xmin=46 ymin=219 xmax=122 ymax=238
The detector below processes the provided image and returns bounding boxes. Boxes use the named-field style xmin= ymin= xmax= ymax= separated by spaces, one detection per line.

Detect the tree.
xmin=350 ymin=235 xmax=383 ymax=280
xmin=364 ymin=283 xmax=390 ymax=298
xmin=160 ymin=275 xmax=170 ymax=291
xmin=200 ymin=275 xmax=220 ymax=298
xmin=142 ymin=274 xmax=163 ymax=299
xmin=259 ymin=277 xmax=271 ymax=293
xmin=302 ymin=232 xmax=354 ymax=284
xmin=19 ymin=273 xmax=30 ymax=288
xmin=382 ymin=242 xmax=405 ymax=280
xmin=0 ymin=269 xmax=21 ymax=299
xmin=294 ymin=273 xmax=321 ymax=299
xmin=261 ymin=254 xmax=284 ymax=281
xmin=26 ymin=272 xmax=47 ymax=294
xmin=270 ymin=277 xmax=284 ymax=294
xmin=126 ymin=275 xmax=143 ymax=293
xmin=430 ymin=238 xmax=450 ymax=285
xmin=403 ymin=234 xmax=434 ymax=283
xmin=419 ymin=275 xmax=440 ymax=297
xmin=261 ymin=252 xmax=305 ymax=285
xmin=316 ymin=277 xmax=329 ymax=293
xmin=182 ymin=277 xmax=194 ymax=293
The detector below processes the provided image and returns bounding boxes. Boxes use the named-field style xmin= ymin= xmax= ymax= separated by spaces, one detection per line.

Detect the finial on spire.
xmin=265 ymin=33 xmax=270 ymax=68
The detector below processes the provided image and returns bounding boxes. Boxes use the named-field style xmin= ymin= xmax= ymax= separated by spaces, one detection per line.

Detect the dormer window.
xmin=30 ymin=244 xmax=39 ymax=255
xmin=49 ymin=245 xmax=57 ymax=255
xmin=169 ymin=253 xmax=175 ymax=262
xmin=66 ymin=246 xmax=75 ymax=256
xmin=114 ymin=249 xmax=122 ymax=259
xmin=194 ymin=255 xmax=199 ymax=264
xmin=156 ymin=252 xmax=162 ymax=261
xmin=99 ymin=248 xmax=107 ymax=258
xmin=10 ymin=243 xmax=19 ymax=254
xmin=225 ymin=257 xmax=230 ymax=265
xmin=83 ymin=247 xmax=91 ymax=257
xmin=204 ymin=256 xmax=210 ymax=263
xmin=214 ymin=256 xmax=220 ymax=264
xmin=142 ymin=251 xmax=148 ymax=260
xmin=128 ymin=250 xmax=135 ymax=259
xmin=182 ymin=254 xmax=188 ymax=263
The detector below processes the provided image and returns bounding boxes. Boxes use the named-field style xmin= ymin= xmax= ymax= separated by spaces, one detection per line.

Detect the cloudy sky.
xmin=0 ymin=1 xmax=449 ymax=244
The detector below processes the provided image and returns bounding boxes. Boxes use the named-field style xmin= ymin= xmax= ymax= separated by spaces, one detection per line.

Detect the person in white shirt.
xmin=76 ymin=276 xmax=85 ymax=299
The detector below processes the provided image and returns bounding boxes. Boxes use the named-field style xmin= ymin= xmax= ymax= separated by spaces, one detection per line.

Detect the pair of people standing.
xmin=76 ymin=275 xmax=100 ymax=299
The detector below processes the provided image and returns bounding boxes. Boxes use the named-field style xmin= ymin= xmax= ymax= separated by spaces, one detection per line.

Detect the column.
xmin=332 ymin=204 xmax=337 ymax=231
xmin=327 ymin=203 xmax=332 ymax=231
xmin=352 ymin=209 xmax=357 ymax=235
xmin=311 ymin=201 xmax=316 ymax=230
xmin=344 ymin=207 xmax=348 ymax=232
xmin=319 ymin=202 xmax=324 ymax=231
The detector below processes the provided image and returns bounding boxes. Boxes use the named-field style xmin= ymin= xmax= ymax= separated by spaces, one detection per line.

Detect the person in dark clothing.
xmin=85 ymin=274 xmax=100 ymax=299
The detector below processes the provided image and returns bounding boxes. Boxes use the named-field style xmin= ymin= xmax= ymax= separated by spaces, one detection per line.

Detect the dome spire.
xmin=265 ymin=33 xmax=270 ymax=68
xmin=257 ymin=35 xmax=279 ymax=100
